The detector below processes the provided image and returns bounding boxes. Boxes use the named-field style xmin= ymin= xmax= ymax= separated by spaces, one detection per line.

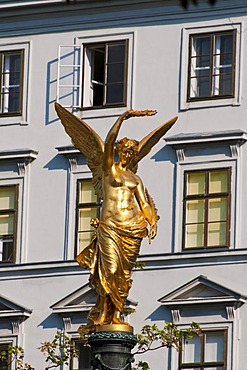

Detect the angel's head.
xmin=116 ymin=137 xmax=139 ymax=168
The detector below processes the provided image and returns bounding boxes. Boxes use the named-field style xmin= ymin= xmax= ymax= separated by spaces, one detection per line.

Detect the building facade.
xmin=0 ymin=0 xmax=247 ymax=369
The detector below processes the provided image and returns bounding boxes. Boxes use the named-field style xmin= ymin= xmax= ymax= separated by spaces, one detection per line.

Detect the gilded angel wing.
xmin=55 ymin=103 xmax=104 ymax=197
xmin=129 ymin=116 xmax=178 ymax=173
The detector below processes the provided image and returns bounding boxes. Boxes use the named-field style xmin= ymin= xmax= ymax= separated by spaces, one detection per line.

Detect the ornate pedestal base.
xmin=88 ymin=324 xmax=137 ymax=370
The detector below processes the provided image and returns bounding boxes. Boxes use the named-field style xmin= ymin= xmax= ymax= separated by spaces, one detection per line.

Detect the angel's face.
xmin=118 ymin=146 xmax=134 ymax=168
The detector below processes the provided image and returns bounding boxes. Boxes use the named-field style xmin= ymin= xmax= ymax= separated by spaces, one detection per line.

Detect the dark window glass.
xmin=83 ymin=40 xmax=127 ymax=108
xmin=70 ymin=340 xmax=91 ymax=370
xmin=0 ymin=50 xmax=23 ymax=115
xmin=188 ymin=31 xmax=235 ymax=100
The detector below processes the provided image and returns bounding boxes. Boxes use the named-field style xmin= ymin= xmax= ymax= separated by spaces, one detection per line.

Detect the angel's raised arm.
xmin=103 ymin=109 xmax=157 ymax=171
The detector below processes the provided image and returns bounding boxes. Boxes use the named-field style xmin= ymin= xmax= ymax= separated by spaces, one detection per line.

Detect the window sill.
xmin=180 ymin=96 xmax=240 ymax=111
xmin=77 ymin=106 xmax=129 ymax=120
xmin=0 ymin=115 xmax=28 ymax=126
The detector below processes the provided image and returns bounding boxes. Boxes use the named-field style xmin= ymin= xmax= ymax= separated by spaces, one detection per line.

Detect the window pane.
xmin=106 ymin=62 xmax=125 ymax=83
xmin=209 ymin=170 xmax=228 ymax=193
xmin=106 ymin=82 xmax=124 ymax=104
xmin=187 ymin=172 xmax=205 ymax=195
xmin=208 ymin=198 xmax=227 ymax=222
xmin=79 ymin=182 xmax=97 ymax=204
xmin=92 ymin=47 xmax=105 ymax=84
xmin=0 ymin=187 xmax=16 ymax=210
xmin=0 ymin=214 xmax=14 ymax=235
xmin=208 ymin=222 xmax=227 ymax=246
xmin=78 ymin=231 xmax=94 ymax=253
xmin=217 ymin=33 xmax=233 ymax=55
xmin=185 ymin=223 xmax=204 ymax=248
xmin=0 ymin=237 xmax=13 ymax=262
xmin=71 ymin=341 xmax=91 ymax=370
xmin=219 ymin=69 xmax=232 ymax=95
xmin=78 ymin=208 xmax=97 ymax=232
xmin=186 ymin=200 xmax=205 ymax=223
xmin=182 ymin=335 xmax=201 ymax=363
xmin=205 ymin=331 xmax=224 ymax=362
xmin=107 ymin=43 xmax=125 ymax=63
xmin=192 ymin=36 xmax=211 ymax=58
xmin=0 ymin=344 xmax=10 ymax=370
xmin=190 ymin=75 xmax=210 ymax=98
xmin=1 ymin=52 xmax=22 ymax=114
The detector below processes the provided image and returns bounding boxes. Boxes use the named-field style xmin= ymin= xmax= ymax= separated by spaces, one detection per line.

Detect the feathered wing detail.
xmin=129 ymin=116 xmax=178 ymax=173
xmin=55 ymin=103 xmax=104 ymax=197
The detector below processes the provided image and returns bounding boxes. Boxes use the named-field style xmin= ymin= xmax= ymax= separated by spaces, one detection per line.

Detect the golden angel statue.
xmin=55 ymin=103 xmax=177 ymax=326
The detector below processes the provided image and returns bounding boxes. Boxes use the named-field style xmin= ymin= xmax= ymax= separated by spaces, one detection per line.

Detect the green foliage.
xmin=0 ymin=331 xmax=78 ymax=370
xmin=132 ymin=321 xmax=201 ymax=370
xmin=0 ymin=345 xmax=34 ymax=370
xmin=39 ymin=331 xmax=78 ymax=370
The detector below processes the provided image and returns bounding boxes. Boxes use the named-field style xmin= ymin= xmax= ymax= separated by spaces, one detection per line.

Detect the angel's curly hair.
xmin=115 ymin=137 xmax=139 ymax=155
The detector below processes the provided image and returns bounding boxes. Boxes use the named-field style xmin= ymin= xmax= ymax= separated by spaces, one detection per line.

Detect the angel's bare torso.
xmin=101 ymin=164 xmax=145 ymax=225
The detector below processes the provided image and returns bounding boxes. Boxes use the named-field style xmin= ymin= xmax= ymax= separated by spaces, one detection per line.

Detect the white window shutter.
xmin=56 ymin=45 xmax=83 ymax=109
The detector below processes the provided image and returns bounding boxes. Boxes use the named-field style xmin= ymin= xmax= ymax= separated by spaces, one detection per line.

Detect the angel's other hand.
xmin=124 ymin=109 xmax=157 ymax=120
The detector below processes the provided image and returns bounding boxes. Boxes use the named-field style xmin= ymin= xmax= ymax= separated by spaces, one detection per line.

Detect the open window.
xmin=82 ymin=40 xmax=128 ymax=109
xmin=57 ymin=33 xmax=133 ymax=115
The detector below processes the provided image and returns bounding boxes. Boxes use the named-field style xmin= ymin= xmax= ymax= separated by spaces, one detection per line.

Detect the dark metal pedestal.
xmin=88 ymin=325 xmax=137 ymax=370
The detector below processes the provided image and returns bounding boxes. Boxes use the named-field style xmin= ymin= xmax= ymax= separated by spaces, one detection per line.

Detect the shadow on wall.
xmin=46 ymin=47 xmax=82 ymax=126
xmin=145 ymin=305 xmax=172 ymax=322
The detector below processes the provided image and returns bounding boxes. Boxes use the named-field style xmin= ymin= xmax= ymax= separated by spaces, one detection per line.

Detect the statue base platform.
xmin=88 ymin=324 xmax=137 ymax=370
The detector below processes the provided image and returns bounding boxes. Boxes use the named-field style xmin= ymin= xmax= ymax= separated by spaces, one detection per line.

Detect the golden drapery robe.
xmin=76 ymin=215 xmax=147 ymax=322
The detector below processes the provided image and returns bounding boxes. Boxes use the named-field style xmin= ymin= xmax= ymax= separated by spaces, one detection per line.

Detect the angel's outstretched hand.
xmin=123 ymin=109 xmax=157 ymax=121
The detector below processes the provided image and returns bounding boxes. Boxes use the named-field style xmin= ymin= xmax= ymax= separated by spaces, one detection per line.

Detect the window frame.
xmin=70 ymin=339 xmax=91 ymax=370
xmin=0 ymin=49 xmax=24 ymax=117
xmin=187 ymin=30 xmax=236 ymax=102
xmin=82 ymin=39 xmax=129 ymax=110
xmin=0 ymin=184 xmax=19 ymax=263
xmin=0 ymin=41 xmax=29 ymax=126
xmin=75 ymin=179 xmax=101 ymax=258
xmin=182 ymin=167 xmax=231 ymax=250
xmin=180 ymin=23 xmax=242 ymax=110
xmin=0 ymin=342 xmax=12 ymax=370
xmin=179 ymin=329 xmax=227 ymax=370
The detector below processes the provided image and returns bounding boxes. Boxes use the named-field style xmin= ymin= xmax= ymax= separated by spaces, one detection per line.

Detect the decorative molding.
xmin=17 ymin=162 xmax=26 ymax=176
xmin=171 ymin=309 xmax=180 ymax=323
xmin=11 ymin=320 xmax=20 ymax=335
xmin=230 ymin=144 xmax=239 ymax=158
xmin=63 ymin=317 xmax=72 ymax=331
xmin=176 ymin=148 xmax=185 ymax=162
xmin=158 ymin=275 xmax=246 ymax=320
xmin=69 ymin=157 xmax=78 ymax=172
xmin=226 ymin=306 xmax=235 ymax=320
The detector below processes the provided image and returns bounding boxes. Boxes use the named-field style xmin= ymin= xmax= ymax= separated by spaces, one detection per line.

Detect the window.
xmin=179 ymin=330 xmax=227 ymax=370
xmin=70 ymin=340 xmax=91 ymax=370
xmin=0 ymin=185 xmax=18 ymax=263
xmin=75 ymin=180 xmax=101 ymax=256
xmin=0 ymin=343 xmax=11 ymax=370
xmin=183 ymin=169 xmax=231 ymax=249
xmin=188 ymin=31 xmax=235 ymax=101
xmin=82 ymin=40 xmax=128 ymax=109
xmin=0 ymin=50 xmax=24 ymax=115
